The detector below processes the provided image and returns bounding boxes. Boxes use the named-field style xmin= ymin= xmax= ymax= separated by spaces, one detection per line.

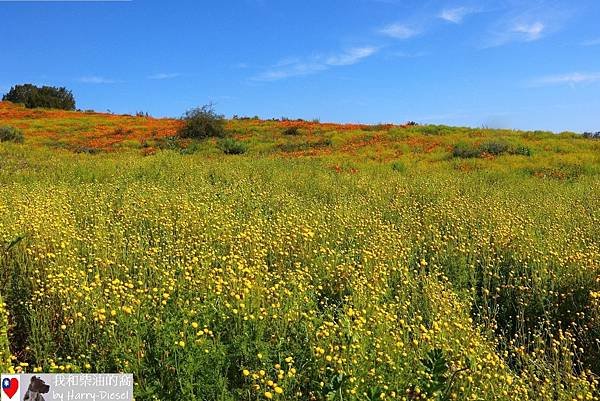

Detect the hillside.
xmin=1 ymin=102 xmax=600 ymax=401
xmin=2 ymin=101 xmax=599 ymax=177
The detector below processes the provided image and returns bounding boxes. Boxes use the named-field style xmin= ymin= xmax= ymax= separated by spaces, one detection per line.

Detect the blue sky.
xmin=0 ymin=0 xmax=599 ymax=132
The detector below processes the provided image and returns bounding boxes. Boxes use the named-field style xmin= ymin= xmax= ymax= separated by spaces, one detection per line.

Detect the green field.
xmin=1 ymin=102 xmax=599 ymax=400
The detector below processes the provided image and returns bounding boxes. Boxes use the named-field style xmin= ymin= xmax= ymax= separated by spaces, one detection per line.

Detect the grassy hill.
xmin=2 ymin=100 xmax=598 ymax=170
xmin=1 ymin=101 xmax=599 ymax=400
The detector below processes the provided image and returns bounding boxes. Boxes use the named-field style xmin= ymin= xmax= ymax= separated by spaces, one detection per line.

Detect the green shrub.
xmin=156 ymin=136 xmax=181 ymax=151
xmin=0 ymin=126 xmax=24 ymax=143
xmin=178 ymin=104 xmax=226 ymax=139
xmin=452 ymin=143 xmax=481 ymax=158
xmin=217 ymin=138 xmax=247 ymax=155
xmin=512 ymin=145 xmax=532 ymax=156
xmin=391 ymin=161 xmax=406 ymax=173
xmin=480 ymin=141 xmax=510 ymax=156
xmin=3 ymin=84 xmax=75 ymax=110
xmin=180 ymin=142 xmax=203 ymax=155
xmin=282 ymin=127 xmax=301 ymax=136
xmin=452 ymin=141 xmax=532 ymax=158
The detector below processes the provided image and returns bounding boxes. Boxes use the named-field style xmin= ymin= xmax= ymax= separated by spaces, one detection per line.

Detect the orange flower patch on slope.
xmin=0 ymin=101 xmax=180 ymax=151
xmin=1 ymin=101 xmax=419 ymax=156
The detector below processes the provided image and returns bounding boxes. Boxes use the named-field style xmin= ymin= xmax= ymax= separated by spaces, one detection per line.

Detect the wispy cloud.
xmin=480 ymin=0 xmax=575 ymax=49
xmin=77 ymin=76 xmax=119 ymax=84
xmin=511 ymin=21 xmax=545 ymax=41
xmin=439 ymin=7 xmax=476 ymax=24
xmin=253 ymin=46 xmax=379 ymax=81
xmin=582 ymin=38 xmax=600 ymax=46
xmin=532 ymin=72 xmax=600 ymax=86
xmin=379 ymin=23 xmax=419 ymax=39
xmin=483 ymin=17 xmax=548 ymax=48
xmin=147 ymin=73 xmax=181 ymax=80
xmin=325 ymin=47 xmax=379 ymax=66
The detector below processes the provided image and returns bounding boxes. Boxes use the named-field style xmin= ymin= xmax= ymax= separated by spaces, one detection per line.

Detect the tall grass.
xmin=0 ymin=295 xmax=11 ymax=373
xmin=1 ymin=102 xmax=600 ymax=400
xmin=0 ymin=145 xmax=598 ymax=400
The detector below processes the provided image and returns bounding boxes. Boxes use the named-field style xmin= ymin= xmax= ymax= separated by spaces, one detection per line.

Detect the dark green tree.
xmin=178 ymin=104 xmax=226 ymax=139
xmin=2 ymin=84 xmax=76 ymax=110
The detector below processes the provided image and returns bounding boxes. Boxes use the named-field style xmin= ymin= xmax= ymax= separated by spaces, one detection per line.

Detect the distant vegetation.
xmin=217 ymin=137 xmax=247 ymax=155
xmin=2 ymin=84 xmax=76 ymax=110
xmin=282 ymin=126 xmax=301 ymax=136
xmin=583 ymin=131 xmax=600 ymax=139
xmin=178 ymin=104 xmax=226 ymax=139
xmin=452 ymin=141 xmax=532 ymax=158
xmin=177 ymin=104 xmax=248 ymax=155
xmin=0 ymin=126 xmax=24 ymax=143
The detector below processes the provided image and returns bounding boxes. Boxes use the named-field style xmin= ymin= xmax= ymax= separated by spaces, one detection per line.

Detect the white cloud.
xmin=253 ymin=46 xmax=379 ymax=81
xmin=533 ymin=72 xmax=600 ymax=86
xmin=325 ymin=47 xmax=378 ymax=66
xmin=483 ymin=18 xmax=548 ymax=47
xmin=479 ymin=1 xmax=571 ymax=48
xmin=439 ymin=7 xmax=475 ymax=24
xmin=379 ymin=23 xmax=419 ymax=39
xmin=77 ymin=76 xmax=118 ymax=84
xmin=512 ymin=21 xmax=545 ymax=41
xmin=148 ymin=73 xmax=181 ymax=80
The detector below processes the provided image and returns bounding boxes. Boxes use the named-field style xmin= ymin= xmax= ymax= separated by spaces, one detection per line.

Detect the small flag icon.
xmin=1 ymin=376 xmax=19 ymax=400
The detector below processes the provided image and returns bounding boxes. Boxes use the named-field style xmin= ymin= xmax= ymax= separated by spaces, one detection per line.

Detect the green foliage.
xmin=512 ymin=145 xmax=532 ymax=156
xmin=179 ymin=141 xmax=203 ymax=155
xmin=479 ymin=141 xmax=510 ymax=156
xmin=452 ymin=141 xmax=532 ymax=158
xmin=178 ymin=104 xmax=226 ymax=139
xmin=0 ymin=126 xmax=24 ymax=143
xmin=156 ymin=135 xmax=182 ymax=150
xmin=217 ymin=138 xmax=247 ymax=155
xmin=452 ymin=142 xmax=481 ymax=158
xmin=0 ymin=295 xmax=9 ymax=373
xmin=391 ymin=161 xmax=406 ymax=173
xmin=276 ymin=138 xmax=332 ymax=153
xmin=282 ymin=126 xmax=301 ymax=136
xmin=419 ymin=349 xmax=449 ymax=399
xmin=2 ymin=84 xmax=75 ymax=110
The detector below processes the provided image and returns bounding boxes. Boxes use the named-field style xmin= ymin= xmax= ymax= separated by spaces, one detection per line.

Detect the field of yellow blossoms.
xmin=1 ymin=102 xmax=599 ymax=400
